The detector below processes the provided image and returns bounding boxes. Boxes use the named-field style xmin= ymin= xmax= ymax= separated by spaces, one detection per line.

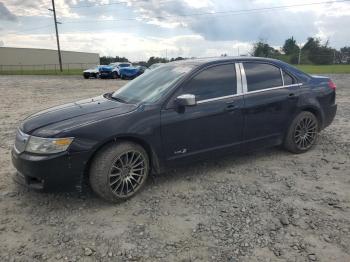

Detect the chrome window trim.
xmin=197 ymin=94 xmax=240 ymax=104
xmin=235 ymin=63 xmax=243 ymax=95
xmin=239 ymin=63 xmax=248 ymax=93
xmin=243 ymin=83 xmax=302 ymax=95
xmin=280 ymin=68 xmax=285 ymax=86
xmin=196 ymin=83 xmax=302 ymax=104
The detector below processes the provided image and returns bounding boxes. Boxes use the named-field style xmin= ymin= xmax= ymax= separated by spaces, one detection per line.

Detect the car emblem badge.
xmin=174 ymin=148 xmax=187 ymax=155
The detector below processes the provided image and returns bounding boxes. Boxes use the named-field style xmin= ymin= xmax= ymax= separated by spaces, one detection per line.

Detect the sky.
xmin=0 ymin=0 xmax=350 ymax=61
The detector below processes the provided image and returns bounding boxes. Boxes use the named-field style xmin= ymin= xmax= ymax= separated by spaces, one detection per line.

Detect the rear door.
xmin=160 ymin=63 xmax=245 ymax=164
xmin=240 ymin=62 xmax=300 ymax=149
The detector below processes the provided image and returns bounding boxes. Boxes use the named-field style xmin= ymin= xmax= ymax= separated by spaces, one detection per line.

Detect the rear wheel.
xmin=113 ymin=72 xmax=119 ymax=79
xmin=89 ymin=142 xmax=149 ymax=202
xmin=284 ymin=111 xmax=319 ymax=153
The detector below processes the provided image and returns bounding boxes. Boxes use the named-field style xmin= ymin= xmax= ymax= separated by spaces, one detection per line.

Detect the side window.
xmin=283 ymin=71 xmax=294 ymax=85
xmin=183 ymin=64 xmax=236 ymax=101
xmin=243 ymin=62 xmax=283 ymax=92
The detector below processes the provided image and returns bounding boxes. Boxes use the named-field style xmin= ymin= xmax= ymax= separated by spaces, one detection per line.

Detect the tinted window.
xmin=244 ymin=63 xmax=283 ymax=92
xmin=183 ymin=64 xmax=236 ymax=101
xmin=283 ymin=71 xmax=294 ymax=85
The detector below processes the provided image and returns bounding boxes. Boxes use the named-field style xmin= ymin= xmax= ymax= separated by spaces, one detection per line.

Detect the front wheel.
xmin=284 ymin=111 xmax=319 ymax=153
xmin=89 ymin=142 xmax=150 ymax=202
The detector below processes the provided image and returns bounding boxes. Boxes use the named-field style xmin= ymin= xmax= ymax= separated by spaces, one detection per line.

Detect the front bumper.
xmin=11 ymin=148 xmax=89 ymax=191
xmin=99 ymin=71 xmax=113 ymax=79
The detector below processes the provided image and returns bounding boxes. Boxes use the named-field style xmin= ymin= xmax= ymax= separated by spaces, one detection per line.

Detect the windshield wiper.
xmin=107 ymin=93 xmax=128 ymax=103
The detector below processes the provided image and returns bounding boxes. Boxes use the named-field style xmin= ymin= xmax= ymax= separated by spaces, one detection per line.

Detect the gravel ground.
xmin=0 ymin=75 xmax=349 ymax=262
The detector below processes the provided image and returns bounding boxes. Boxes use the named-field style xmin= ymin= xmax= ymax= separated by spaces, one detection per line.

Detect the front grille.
xmin=14 ymin=129 xmax=29 ymax=153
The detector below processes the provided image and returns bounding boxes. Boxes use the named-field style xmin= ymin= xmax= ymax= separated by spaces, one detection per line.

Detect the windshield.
xmin=112 ymin=64 xmax=195 ymax=104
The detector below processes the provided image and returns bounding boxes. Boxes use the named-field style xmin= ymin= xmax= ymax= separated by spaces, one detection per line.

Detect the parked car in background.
xmin=12 ymin=57 xmax=337 ymax=202
xmin=119 ymin=65 xmax=147 ymax=79
xmin=83 ymin=66 xmax=100 ymax=79
xmin=98 ymin=65 xmax=114 ymax=79
xmin=111 ymin=62 xmax=132 ymax=79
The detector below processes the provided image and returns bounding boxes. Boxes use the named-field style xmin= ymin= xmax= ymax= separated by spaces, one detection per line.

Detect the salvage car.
xmin=83 ymin=65 xmax=101 ymax=79
xmin=119 ymin=65 xmax=147 ymax=79
xmin=12 ymin=57 xmax=337 ymax=202
xmin=111 ymin=62 xmax=132 ymax=79
xmin=98 ymin=65 xmax=114 ymax=79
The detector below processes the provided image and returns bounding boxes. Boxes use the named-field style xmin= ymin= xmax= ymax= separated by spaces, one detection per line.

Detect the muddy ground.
xmin=0 ymin=75 xmax=349 ymax=262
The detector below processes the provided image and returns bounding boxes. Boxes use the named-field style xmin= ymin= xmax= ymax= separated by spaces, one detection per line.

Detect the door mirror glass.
xmin=175 ymin=94 xmax=196 ymax=107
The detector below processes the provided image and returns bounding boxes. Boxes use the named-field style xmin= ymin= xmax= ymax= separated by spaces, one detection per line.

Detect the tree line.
xmin=100 ymin=37 xmax=349 ymax=66
xmin=252 ymin=37 xmax=350 ymax=65
xmin=100 ymin=56 xmax=185 ymax=67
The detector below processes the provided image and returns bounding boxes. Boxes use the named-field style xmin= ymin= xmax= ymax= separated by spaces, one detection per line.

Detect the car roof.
xmin=168 ymin=56 xmax=310 ymax=80
xmin=169 ymin=56 xmax=284 ymax=66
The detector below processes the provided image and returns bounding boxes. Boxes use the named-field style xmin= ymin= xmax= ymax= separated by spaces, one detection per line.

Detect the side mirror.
xmin=175 ymin=94 xmax=196 ymax=107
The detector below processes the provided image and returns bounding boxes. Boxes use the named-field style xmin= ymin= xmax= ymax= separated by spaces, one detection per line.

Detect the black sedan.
xmin=12 ymin=57 xmax=337 ymax=202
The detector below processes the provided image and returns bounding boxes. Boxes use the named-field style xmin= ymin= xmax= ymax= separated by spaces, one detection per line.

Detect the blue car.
xmin=119 ymin=65 xmax=147 ymax=79
xmin=98 ymin=65 xmax=114 ymax=79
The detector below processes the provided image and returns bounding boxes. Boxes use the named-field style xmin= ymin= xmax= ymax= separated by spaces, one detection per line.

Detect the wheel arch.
xmin=298 ymin=106 xmax=323 ymax=130
xmin=83 ymin=135 xmax=161 ymax=180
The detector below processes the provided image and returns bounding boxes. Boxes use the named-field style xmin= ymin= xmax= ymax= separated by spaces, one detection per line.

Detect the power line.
xmin=63 ymin=0 xmax=350 ymax=24
xmin=70 ymin=0 xmax=177 ymax=9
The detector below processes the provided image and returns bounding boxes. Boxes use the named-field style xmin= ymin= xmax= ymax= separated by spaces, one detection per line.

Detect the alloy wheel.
xmin=294 ymin=116 xmax=317 ymax=150
xmin=108 ymin=151 xmax=146 ymax=197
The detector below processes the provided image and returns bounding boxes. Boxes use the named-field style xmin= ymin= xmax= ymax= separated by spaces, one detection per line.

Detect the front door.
xmin=160 ymin=63 xmax=245 ymax=165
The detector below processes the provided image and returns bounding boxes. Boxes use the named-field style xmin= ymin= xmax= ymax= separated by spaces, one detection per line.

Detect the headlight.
xmin=25 ymin=136 xmax=74 ymax=154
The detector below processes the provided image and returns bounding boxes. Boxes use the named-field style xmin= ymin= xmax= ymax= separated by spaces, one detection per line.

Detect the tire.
xmin=113 ymin=72 xmax=119 ymax=79
xmin=83 ymin=74 xmax=89 ymax=79
xmin=89 ymin=141 xmax=150 ymax=202
xmin=284 ymin=111 xmax=319 ymax=154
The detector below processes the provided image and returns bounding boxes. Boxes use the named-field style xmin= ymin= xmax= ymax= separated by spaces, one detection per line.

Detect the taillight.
xmin=328 ymin=80 xmax=336 ymax=90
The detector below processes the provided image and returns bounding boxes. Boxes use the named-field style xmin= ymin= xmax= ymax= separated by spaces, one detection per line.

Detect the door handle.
xmin=288 ymin=93 xmax=297 ymax=99
xmin=225 ymin=102 xmax=237 ymax=112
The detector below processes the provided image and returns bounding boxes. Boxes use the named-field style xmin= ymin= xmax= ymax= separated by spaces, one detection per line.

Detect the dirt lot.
xmin=0 ymin=75 xmax=349 ymax=262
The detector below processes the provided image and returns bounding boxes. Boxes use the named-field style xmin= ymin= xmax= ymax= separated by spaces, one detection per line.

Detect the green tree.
xmin=251 ymin=40 xmax=280 ymax=57
xmin=302 ymin=37 xmax=333 ymax=64
xmin=282 ymin=37 xmax=299 ymax=55
xmin=147 ymin=56 xmax=169 ymax=67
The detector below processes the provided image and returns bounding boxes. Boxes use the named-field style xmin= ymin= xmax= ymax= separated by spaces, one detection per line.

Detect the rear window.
xmin=243 ymin=62 xmax=283 ymax=92
xmin=283 ymin=71 xmax=294 ymax=85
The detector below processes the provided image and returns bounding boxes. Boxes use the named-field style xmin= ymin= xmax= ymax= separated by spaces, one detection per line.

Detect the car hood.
xmin=21 ymin=95 xmax=137 ymax=136
xmin=84 ymin=68 xmax=98 ymax=73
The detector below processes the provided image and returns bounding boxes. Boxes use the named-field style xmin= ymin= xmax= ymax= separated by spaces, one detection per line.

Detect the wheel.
xmin=89 ymin=141 xmax=150 ymax=202
xmin=284 ymin=111 xmax=319 ymax=153
xmin=120 ymin=74 xmax=124 ymax=80
xmin=83 ymin=74 xmax=89 ymax=79
xmin=113 ymin=72 xmax=119 ymax=79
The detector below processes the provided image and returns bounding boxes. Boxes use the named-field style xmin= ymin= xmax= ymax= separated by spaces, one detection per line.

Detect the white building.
xmin=0 ymin=47 xmax=99 ymax=71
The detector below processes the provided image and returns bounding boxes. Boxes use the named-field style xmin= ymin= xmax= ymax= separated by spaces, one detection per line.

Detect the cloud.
xmin=5 ymin=0 xmax=79 ymax=18
xmin=0 ymin=2 xmax=17 ymax=21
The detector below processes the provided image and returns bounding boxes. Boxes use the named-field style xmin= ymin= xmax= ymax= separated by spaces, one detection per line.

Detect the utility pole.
xmin=49 ymin=0 xmax=63 ymax=72
xmin=298 ymin=44 xmax=302 ymax=65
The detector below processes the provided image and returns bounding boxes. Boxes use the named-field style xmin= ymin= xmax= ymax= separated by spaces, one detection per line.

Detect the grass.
xmin=295 ymin=64 xmax=350 ymax=74
xmin=1 ymin=65 xmax=350 ymax=75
